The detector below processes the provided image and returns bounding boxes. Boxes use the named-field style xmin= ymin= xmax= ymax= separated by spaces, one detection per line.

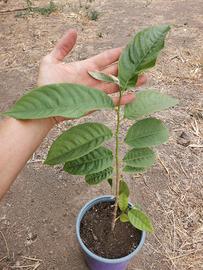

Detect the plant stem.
xmin=111 ymin=90 xmax=122 ymax=231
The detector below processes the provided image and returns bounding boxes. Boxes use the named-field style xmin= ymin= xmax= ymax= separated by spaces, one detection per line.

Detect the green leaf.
xmin=63 ymin=146 xmax=113 ymax=175
xmin=3 ymin=83 xmax=114 ymax=119
xmin=120 ymin=213 xmax=129 ymax=223
xmin=119 ymin=180 xmax=130 ymax=197
xmin=128 ymin=208 xmax=154 ymax=233
xmin=125 ymin=90 xmax=179 ymax=119
xmin=123 ymin=166 xmax=146 ymax=173
xmin=45 ymin=123 xmax=112 ymax=165
xmin=85 ymin=167 xmax=113 ymax=185
xmin=118 ymin=25 xmax=170 ymax=90
xmin=88 ymin=71 xmax=119 ymax=84
xmin=118 ymin=193 xmax=128 ymax=212
xmin=107 ymin=178 xmax=113 ymax=188
xmin=125 ymin=118 xmax=169 ymax=148
xmin=123 ymin=148 xmax=156 ymax=168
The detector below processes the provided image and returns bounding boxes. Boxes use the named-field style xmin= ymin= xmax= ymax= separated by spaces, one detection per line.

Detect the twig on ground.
xmin=0 ymin=230 xmax=10 ymax=259
xmin=0 ymin=256 xmax=7 ymax=262
xmin=11 ymin=265 xmax=37 ymax=269
xmin=191 ymin=118 xmax=200 ymax=137
xmin=32 ymin=261 xmax=41 ymax=270
xmin=0 ymin=8 xmax=29 ymax=14
xmin=11 ymin=260 xmax=41 ymax=269
xmin=170 ymin=248 xmax=203 ymax=260
xmin=158 ymin=156 xmax=170 ymax=174
xmin=141 ymin=175 xmax=150 ymax=188
xmin=21 ymin=256 xmax=42 ymax=262
xmin=189 ymin=144 xmax=203 ymax=148
xmin=177 ymin=161 xmax=189 ymax=178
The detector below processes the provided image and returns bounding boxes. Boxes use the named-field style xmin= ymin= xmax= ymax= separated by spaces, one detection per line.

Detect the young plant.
xmin=3 ymin=25 xmax=178 ymax=234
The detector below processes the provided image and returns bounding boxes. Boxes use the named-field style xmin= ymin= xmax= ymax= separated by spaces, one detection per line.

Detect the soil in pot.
xmin=80 ymin=201 xmax=142 ymax=259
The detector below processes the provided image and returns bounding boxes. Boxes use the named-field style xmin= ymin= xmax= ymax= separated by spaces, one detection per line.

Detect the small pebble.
xmin=177 ymin=131 xmax=191 ymax=147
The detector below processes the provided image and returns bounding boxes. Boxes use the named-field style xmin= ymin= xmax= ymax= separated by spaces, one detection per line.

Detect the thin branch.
xmin=0 ymin=8 xmax=29 ymax=14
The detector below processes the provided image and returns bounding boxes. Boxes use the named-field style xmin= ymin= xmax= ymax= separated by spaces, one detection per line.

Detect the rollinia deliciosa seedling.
xmin=4 ymin=25 xmax=178 ymax=234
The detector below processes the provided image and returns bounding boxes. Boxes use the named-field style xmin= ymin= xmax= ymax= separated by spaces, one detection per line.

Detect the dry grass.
xmin=148 ymin=174 xmax=203 ymax=270
xmin=10 ymin=256 xmax=42 ymax=269
xmin=146 ymin=41 xmax=203 ymax=269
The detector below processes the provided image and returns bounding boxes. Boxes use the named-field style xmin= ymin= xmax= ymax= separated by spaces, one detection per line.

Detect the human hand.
xmin=38 ymin=29 xmax=147 ymax=111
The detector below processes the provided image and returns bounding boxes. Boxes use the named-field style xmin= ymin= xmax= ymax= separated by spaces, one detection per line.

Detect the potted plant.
xmin=4 ymin=25 xmax=178 ymax=270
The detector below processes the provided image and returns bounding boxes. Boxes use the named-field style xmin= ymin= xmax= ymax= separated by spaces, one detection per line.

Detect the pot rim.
xmin=76 ymin=195 xmax=146 ymax=264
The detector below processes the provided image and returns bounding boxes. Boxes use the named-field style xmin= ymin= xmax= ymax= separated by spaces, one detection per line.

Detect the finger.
xmin=96 ymin=83 xmax=119 ymax=94
xmin=88 ymin=47 xmax=122 ymax=69
xmin=50 ymin=29 xmax=77 ymax=61
xmin=102 ymin=63 xmax=118 ymax=76
xmin=112 ymin=93 xmax=135 ymax=106
xmin=136 ymin=74 xmax=147 ymax=87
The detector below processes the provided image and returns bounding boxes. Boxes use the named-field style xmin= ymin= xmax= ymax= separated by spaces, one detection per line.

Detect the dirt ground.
xmin=0 ymin=0 xmax=203 ymax=269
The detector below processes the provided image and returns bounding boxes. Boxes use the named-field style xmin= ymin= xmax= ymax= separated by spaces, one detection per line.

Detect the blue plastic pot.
xmin=76 ymin=195 xmax=146 ymax=270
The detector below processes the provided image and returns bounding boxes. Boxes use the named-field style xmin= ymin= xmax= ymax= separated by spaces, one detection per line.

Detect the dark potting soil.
xmin=80 ymin=201 xmax=142 ymax=259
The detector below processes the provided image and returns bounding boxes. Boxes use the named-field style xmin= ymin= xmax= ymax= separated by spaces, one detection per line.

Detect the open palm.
xmin=38 ymin=29 xmax=146 ymax=106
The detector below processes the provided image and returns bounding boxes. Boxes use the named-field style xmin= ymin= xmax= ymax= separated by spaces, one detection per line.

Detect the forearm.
xmin=0 ymin=117 xmax=54 ymax=200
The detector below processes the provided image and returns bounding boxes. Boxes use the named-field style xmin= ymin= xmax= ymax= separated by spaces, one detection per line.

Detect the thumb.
xmin=50 ymin=29 xmax=77 ymax=61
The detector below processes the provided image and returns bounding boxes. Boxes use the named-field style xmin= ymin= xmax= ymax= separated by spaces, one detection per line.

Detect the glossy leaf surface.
xmin=63 ymin=147 xmax=113 ymax=175
xmin=128 ymin=208 xmax=154 ymax=232
xmin=118 ymin=193 xmax=128 ymax=212
xmin=125 ymin=90 xmax=179 ymax=119
xmin=119 ymin=180 xmax=130 ymax=197
xmin=125 ymin=118 xmax=169 ymax=148
xmin=4 ymin=83 xmax=114 ymax=119
xmin=123 ymin=166 xmax=146 ymax=173
xmin=45 ymin=123 xmax=112 ymax=165
xmin=85 ymin=167 xmax=113 ymax=185
xmin=123 ymin=148 xmax=156 ymax=168
xmin=118 ymin=25 xmax=170 ymax=90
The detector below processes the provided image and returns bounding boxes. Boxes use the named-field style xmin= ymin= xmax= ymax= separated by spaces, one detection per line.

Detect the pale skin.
xmin=0 ymin=29 xmax=147 ymax=200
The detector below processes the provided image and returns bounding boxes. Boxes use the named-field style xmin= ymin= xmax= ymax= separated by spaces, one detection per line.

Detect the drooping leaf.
xmin=124 ymin=90 xmax=179 ymax=119
xmin=63 ymin=146 xmax=113 ymax=175
xmin=119 ymin=180 xmax=130 ymax=197
xmin=3 ymin=83 xmax=114 ymax=119
xmin=125 ymin=118 xmax=169 ymax=148
xmin=123 ymin=166 xmax=146 ymax=173
xmin=85 ymin=167 xmax=113 ymax=185
xmin=45 ymin=123 xmax=112 ymax=165
xmin=88 ymin=71 xmax=119 ymax=84
xmin=118 ymin=193 xmax=129 ymax=212
xmin=123 ymin=148 xmax=156 ymax=168
xmin=107 ymin=178 xmax=113 ymax=188
xmin=120 ymin=213 xmax=129 ymax=223
xmin=128 ymin=208 xmax=154 ymax=233
xmin=118 ymin=25 xmax=170 ymax=90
